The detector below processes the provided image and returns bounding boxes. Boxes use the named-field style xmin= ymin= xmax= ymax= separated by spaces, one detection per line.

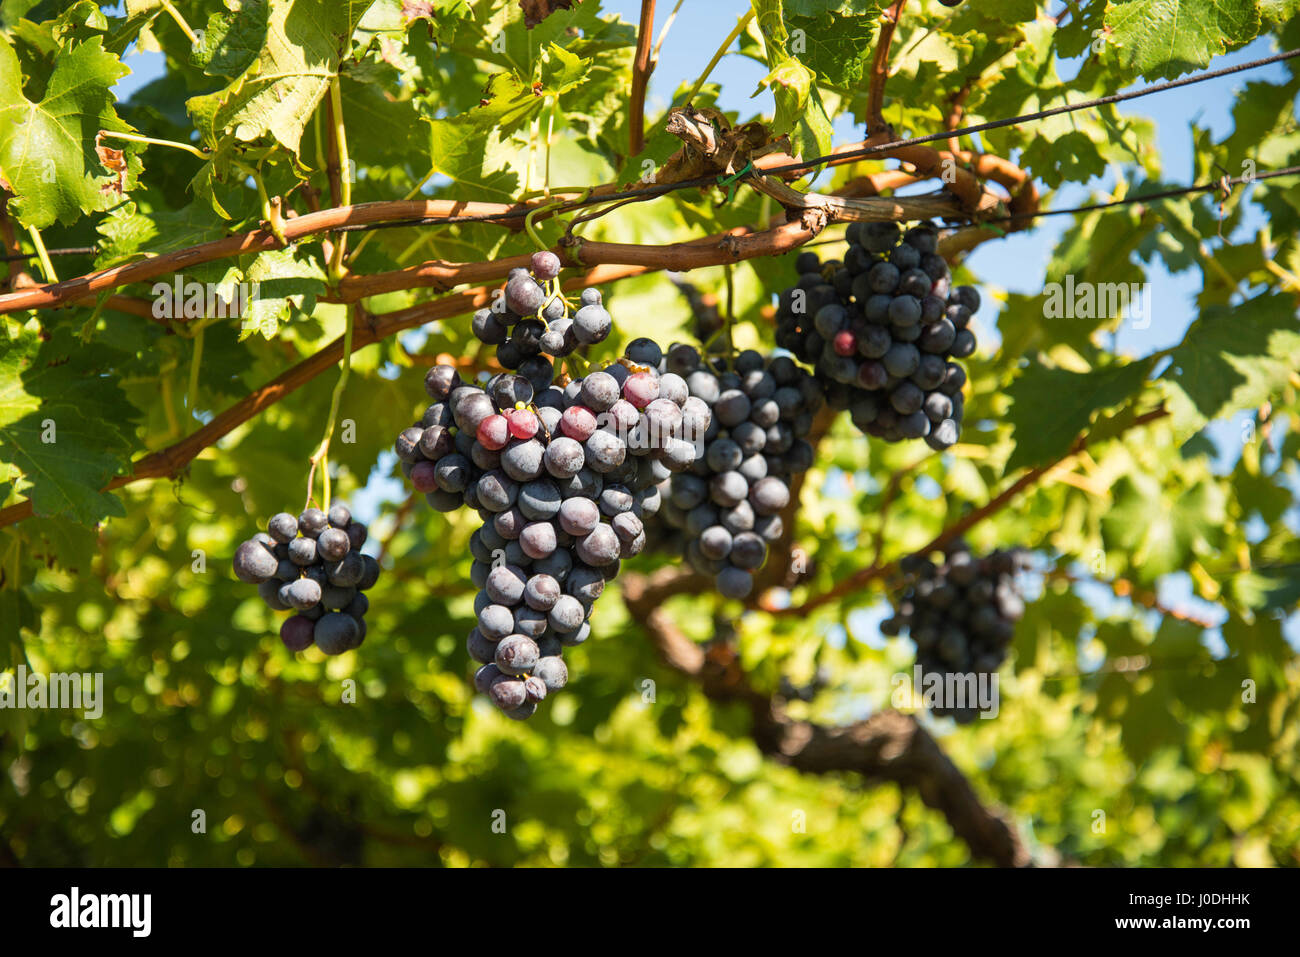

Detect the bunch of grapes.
xmin=399 ymin=341 xmax=710 ymax=719
xmin=469 ymin=251 xmax=612 ymax=390
xmin=774 ymin=221 xmax=979 ymax=450
xmin=651 ymin=346 xmax=824 ymax=599
xmin=232 ymin=503 xmax=381 ymax=655
xmin=880 ymin=540 xmax=1029 ymax=721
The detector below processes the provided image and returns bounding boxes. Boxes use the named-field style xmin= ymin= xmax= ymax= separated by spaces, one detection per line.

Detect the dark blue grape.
xmin=315 ymin=613 xmax=361 ymax=655
xmin=234 ymin=540 xmax=278 ymax=583
xmin=281 ymin=616 xmax=315 ymax=652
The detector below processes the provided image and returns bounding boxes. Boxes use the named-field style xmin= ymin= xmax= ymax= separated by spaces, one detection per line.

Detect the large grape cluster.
xmin=880 ymin=540 xmax=1029 ymax=722
xmin=774 ymin=221 xmax=980 ymax=450
xmin=396 ymin=342 xmax=710 ymax=719
xmin=470 ymin=250 xmax=612 ymax=391
xmin=651 ymin=346 xmax=824 ymax=599
xmin=232 ymin=503 xmax=381 ymax=655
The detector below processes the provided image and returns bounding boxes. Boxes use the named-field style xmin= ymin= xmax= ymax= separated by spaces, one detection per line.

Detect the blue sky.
xmin=106 ymin=3 xmax=1297 ymax=650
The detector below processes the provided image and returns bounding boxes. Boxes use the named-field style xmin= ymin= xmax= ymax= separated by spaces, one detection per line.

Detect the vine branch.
xmin=628 ymin=0 xmax=657 ymax=156
xmin=0 ymin=263 xmax=648 ymax=530
xmin=780 ymin=405 xmax=1171 ymax=616
xmin=867 ymin=0 xmax=908 ymax=135
xmin=0 ymin=199 xmax=527 ymax=314
xmin=621 ymin=566 xmax=1042 ymax=867
xmin=1048 ymin=568 xmax=1224 ymax=630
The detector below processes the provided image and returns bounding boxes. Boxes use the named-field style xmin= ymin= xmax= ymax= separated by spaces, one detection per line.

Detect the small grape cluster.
xmin=652 ymin=346 xmax=824 ymax=599
xmin=232 ymin=504 xmax=381 ymax=655
xmin=774 ymin=221 xmax=979 ymax=450
xmin=470 ymin=250 xmax=612 ymax=388
xmin=395 ymin=340 xmax=710 ymax=719
xmin=881 ymin=540 xmax=1029 ymax=722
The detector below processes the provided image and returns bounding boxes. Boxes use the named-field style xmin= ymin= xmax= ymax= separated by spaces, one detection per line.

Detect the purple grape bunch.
xmin=469 ymin=250 xmax=612 ymax=392
xmin=650 ymin=346 xmax=825 ymax=599
xmin=232 ymin=503 xmax=380 ymax=655
xmin=774 ymin=221 xmax=979 ymax=450
xmin=393 ymin=342 xmax=711 ymax=719
xmin=880 ymin=540 xmax=1030 ymax=722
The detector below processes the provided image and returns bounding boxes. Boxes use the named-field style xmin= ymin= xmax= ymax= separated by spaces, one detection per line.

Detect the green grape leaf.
xmin=1222 ymin=614 xmax=1291 ymax=686
xmin=783 ymin=0 xmax=881 ymax=12
xmin=1004 ymin=359 xmax=1155 ymax=472
xmin=782 ymin=8 xmax=880 ymax=88
xmin=0 ymin=33 xmax=134 ymax=228
xmin=232 ymin=247 xmax=329 ymax=340
xmin=186 ymin=0 xmax=375 ymax=157
xmin=0 ymin=588 xmax=36 ymax=643
xmin=0 ymin=325 xmax=136 ymax=523
xmin=96 ymin=199 xmax=230 ymax=271
xmin=424 ymin=70 xmax=551 ymax=200
xmin=339 ymin=73 xmax=428 ymax=169
xmin=1115 ymin=672 xmax=1184 ymax=762
xmin=1161 ymin=293 xmax=1300 ymax=433
xmin=1259 ymin=0 xmax=1300 ymax=26
xmin=190 ymin=0 xmax=271 ymax=79
xmin=750 ymin=0 xmax=833 ymax=162
xmin=1227 ymin=563 xmax=1300 ymax=613
xmin=540 ymin=41 xmax=591 ymax=92
xmin=1101 ymin=473 xmax=1227 ymax=579
xmin=1019 ymin=130 xmax=1108 ymax=189
xmin=756 ymin=58 xmax=832 ymax=163
xmin=20 ymin=515 xmax=100 ymax=572
xmin=1103 ymin=0 xmax=1260 ymax=81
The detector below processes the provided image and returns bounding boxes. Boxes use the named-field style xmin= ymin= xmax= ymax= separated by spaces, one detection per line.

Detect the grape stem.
xmin=307 ymin=305 xmax=358 ymax=512
xmin=158 ymin=355 xmax=180 ymax=439
xmin=158 ymin=0 xmax=201 ymax=46
xmin=26 ymin=226 xmax=56 ymax=284
xmin=97 ymin=130 xmax=208 ymax=160
xmin=249 ymin=166 xmax=289 ymax=247
xmin=544 ymin=104 xmax=555 ymax=196
xmin=327 ymin=77 xmax=351 ymax=281
xmin=187 ymin=326 xmax=204 ymax=420
xmin=523 ymin=200 xmax=563 ymax=253
xmin=538 ymin=279 xmax=573 ymax=326
xmin=722 ymin=262 xmax=736 ymax=369
xmin=566 ymin=352 xmax=593 ymax=379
